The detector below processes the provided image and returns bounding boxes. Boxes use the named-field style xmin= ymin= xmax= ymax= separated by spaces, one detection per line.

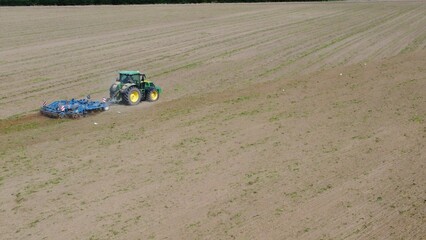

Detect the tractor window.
xmin=119 ymin=74 xmax=129 ymax=83
xmin=131 ymin=74 xmax=140 ymax=83
xmin=119 ymin=74 xmax=137 ymax=84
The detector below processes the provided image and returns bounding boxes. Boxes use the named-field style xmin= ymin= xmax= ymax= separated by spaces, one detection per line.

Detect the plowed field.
xmin=1 ymin=2 xmax=425 ymax=239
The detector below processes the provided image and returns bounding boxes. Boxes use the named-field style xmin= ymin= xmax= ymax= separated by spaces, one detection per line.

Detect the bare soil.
xmin=0 ymin=2 xmax=425 ymax=239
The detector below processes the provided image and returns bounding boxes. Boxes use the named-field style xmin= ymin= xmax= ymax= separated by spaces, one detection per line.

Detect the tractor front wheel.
xmin=124 ymin=87 xmax=142 ymax=105
xmin=147 ymin=89 xmax=160 ymax=102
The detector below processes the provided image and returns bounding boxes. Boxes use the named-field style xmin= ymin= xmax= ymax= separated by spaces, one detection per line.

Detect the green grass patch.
xmin=29 ymin=219 xmax=40 ymax=228
xmin=16 ymin=177 xmax=63 ymax=203
xmin=239 ymin=109 xmax=260 ymax=116
xmin=31 ymin=77 xmax=50 ymax=83
xmin=317 ymin=184 xmax=333 ymax=193
xmin=410 ymin=114 xmax=424 ymax=123
xmin=275 ymin=208 xmax=285 ymax=216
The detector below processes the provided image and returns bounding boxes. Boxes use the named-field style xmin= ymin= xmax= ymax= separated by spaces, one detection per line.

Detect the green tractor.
xmin=109 ymin=71 xmax=162 ymax=105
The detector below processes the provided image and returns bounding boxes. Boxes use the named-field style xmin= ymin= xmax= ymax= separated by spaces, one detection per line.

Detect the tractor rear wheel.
xmin=124 ymin=87 xmax=142 ymax=105
xmin=147 ymin=89 xmax=160 ymax=102
xmin=110 ymin=84 xmax=121 ymax=102
xmin=109 ymin=84 xmax=118 ymax=98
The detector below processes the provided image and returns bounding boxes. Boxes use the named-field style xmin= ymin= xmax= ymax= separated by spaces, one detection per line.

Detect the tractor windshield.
xmin=119 ymin=74 xmax=139 ymax=84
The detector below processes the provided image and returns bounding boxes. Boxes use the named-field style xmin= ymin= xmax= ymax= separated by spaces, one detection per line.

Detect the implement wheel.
xmin=147 ymin=89 xmax=159 ymax=102
xmin=124 ymin=87 xmax=141 ymax=105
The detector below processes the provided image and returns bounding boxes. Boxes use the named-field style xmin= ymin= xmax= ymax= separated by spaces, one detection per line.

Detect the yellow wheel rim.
xmin=130 ymin=91 xmax=139 ymax=103
xmin=150 ymin=91 xmax=158 ymax=100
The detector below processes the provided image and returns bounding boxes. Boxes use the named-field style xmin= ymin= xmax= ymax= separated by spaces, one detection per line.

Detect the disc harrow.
xmin=40 ymin=98 xmax=109 ymax=119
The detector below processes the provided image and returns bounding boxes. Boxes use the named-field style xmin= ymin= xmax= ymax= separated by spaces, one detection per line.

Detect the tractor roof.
xmin=119 ymin=70 xmax=141 ymax=75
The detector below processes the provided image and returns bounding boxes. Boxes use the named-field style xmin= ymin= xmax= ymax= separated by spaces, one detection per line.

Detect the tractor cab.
xmin=118 ymin=71 xmax=146 ymax=85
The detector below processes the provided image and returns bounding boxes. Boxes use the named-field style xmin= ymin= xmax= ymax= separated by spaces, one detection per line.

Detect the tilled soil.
xmin=0 ymin=2 xmax=425 ymax=240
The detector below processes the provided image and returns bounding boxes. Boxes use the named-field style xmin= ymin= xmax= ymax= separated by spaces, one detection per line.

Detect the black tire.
xmin=110 ymin=84 xmax=118 ymax=99
xmin=123 ymin=87 xmax=142 ymax=105
xmin=146 ymin=89 xmax=160 ymax=102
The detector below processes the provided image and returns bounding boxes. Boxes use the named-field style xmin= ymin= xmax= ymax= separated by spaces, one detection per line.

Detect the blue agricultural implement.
xmin=40 ymin=98 xmax=109 ymax=119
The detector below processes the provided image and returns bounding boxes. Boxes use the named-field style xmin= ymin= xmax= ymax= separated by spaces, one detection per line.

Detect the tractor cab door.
xmin=132 ymin=74 xmax=141 ymax=84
